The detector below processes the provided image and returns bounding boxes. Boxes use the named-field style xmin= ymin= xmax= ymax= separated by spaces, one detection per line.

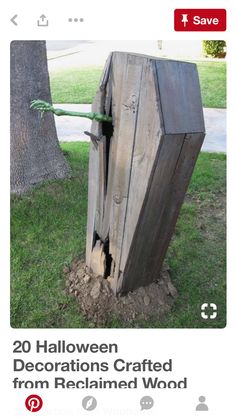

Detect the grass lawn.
xmin=50 ymin=61 xmax=226 ymax=108
xmin=50 ymin=67 xmax=102 ymax=105
xmin=196 ymin=62 xmax=226 ymax=108
xmin=11 ymin=143 xmax=226 ymax=328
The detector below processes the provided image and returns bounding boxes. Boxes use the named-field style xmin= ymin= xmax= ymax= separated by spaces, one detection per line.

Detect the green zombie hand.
xmin=30 ymin=100 xmax=112 ymax=123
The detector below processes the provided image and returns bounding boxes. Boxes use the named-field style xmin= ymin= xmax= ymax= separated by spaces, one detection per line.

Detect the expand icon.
xmin=201 ymin=303 xmax=218 ymax=320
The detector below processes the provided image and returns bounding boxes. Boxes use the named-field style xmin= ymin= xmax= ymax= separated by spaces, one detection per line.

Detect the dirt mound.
xmin=65 ymin=260 xmax=177 ymax=327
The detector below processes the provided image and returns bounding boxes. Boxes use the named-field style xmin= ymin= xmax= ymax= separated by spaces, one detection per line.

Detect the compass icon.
xmin=82 ymin=396 xmax=97 ymax=411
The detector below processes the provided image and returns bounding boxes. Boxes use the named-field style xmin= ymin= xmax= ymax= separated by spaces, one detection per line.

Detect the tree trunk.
xmin=10 ymin=41 xmax=70 ymax=194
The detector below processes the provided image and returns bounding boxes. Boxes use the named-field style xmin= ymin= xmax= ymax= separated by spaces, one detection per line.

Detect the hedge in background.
xmin=203 ymin=41 xmax=226 ymax=58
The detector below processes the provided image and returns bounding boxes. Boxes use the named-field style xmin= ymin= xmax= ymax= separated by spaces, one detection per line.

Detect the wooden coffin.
xmin=86 ymin=51 xmax=205 ymax=295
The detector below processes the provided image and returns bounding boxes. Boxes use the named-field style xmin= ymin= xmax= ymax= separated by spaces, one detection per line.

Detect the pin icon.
xmin=25 ymin=395 xmax=43 ymax=412
xmin=181 ymin=14 xmax=189 ymax=27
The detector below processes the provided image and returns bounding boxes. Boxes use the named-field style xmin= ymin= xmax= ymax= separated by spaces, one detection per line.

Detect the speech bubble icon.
xmin=140 ymin=396 xmax=154 ymax=410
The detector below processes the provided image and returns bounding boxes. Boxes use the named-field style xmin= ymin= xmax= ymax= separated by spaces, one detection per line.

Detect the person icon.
xmin=196 ymin=396 xmax=209 ymax=411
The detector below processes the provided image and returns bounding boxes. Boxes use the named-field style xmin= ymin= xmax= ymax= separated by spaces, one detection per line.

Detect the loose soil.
xmin=65 ymin=260 xmax=177 ymax=327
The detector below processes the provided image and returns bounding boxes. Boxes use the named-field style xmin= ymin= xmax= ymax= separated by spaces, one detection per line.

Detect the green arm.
xmin=30 ymin=100 xmax=112 ymax=123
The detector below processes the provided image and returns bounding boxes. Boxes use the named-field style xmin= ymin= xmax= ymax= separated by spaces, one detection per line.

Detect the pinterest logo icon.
xmin=25 ymin=395 xmax=43 ymax=412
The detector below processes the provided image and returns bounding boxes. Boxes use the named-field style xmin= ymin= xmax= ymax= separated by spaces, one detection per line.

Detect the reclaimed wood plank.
xmin=95 ymin=136 xmax=107 ymax=237
xmin=148 ymin=132 xmax=205 ymax=279
xmin=85 ymin=89 xmax=106 ymax=266
xmin=119 ymin=58 xmax=164 ymax=273
xmin=86 ymin=54 xmax=114 ymax=265
xmin=118 ymin=133 xmax=186 ymax=293
xmin=155 ymin=60 xmax=205 ymax=134
xmin=107 ymin=53 xmax=145 ymax=281
xmin=100 ymin=52 xmax=129 ymax=242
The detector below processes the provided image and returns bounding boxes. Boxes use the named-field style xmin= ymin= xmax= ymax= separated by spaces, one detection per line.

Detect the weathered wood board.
xmin=86 ymin=52 xmax=205 ymax=295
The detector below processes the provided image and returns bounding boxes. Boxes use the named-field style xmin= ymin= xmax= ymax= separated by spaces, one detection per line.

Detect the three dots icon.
xmin=68 ymin=17 xmax=84 ymax=23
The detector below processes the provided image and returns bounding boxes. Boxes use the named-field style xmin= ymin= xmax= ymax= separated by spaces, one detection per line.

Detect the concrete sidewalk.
xmin=54 ymin=104 xmax=226 ymax=153
xmin=203 ymin=108 xmax=226 ymax=152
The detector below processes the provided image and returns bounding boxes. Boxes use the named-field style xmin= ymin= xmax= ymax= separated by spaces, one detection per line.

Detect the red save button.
xmin=174 ymin=9 xmax=226 ymax=31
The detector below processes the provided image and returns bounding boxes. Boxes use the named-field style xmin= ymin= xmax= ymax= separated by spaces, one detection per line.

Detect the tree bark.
xmin=10 ymin=41 xmax=70 ymax=194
